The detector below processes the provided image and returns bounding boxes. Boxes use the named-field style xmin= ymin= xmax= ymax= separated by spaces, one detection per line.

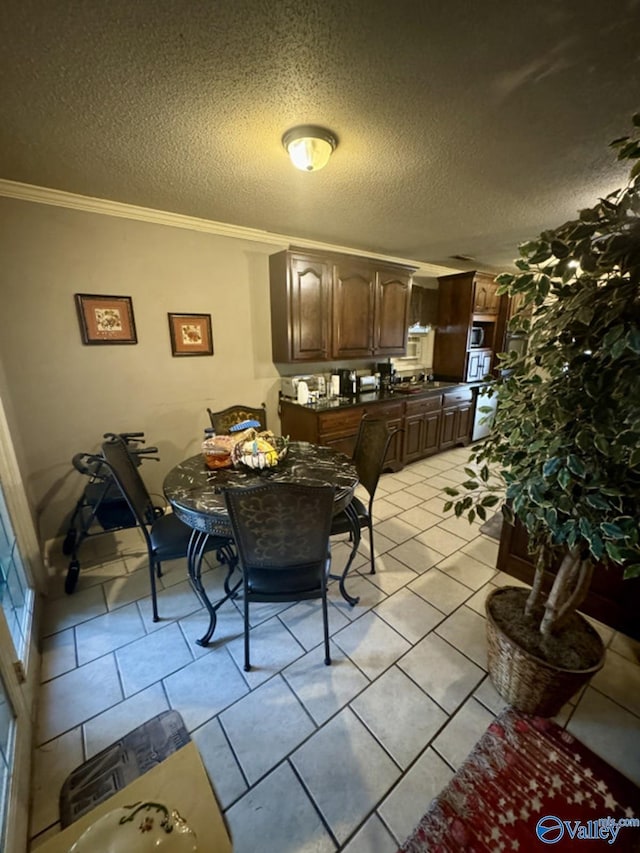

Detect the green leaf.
xmin=468 ymin=509 xmax=476 ymax=524
xmin=589 ymin=533 xmax=605 ymax=561
xmin=551 ymin=240 xmax=570 ymax=258
xmin=627 ymin=328 xmax=640 ymax=354
xmin=576 ymin=306 xmax=594 ymax=325
xmin=585 ymin=494 xmax=610 ymax=511
xmin=600 ymin=522 xmax=626 ymax=539
xmin=443 ymin=487 xmax=459 ymax=497
xmin=566 ymin=455 xmax=587 ymax=478
xmin=579 ymin=516 xmax=592 ymax=538
xmin=606 ymin=542 xmax=624 ymax=563
xmin=443 ymin=501 xmax=453 ymax=513
xmin=542 ymin=457 xmax=562 ymax=478
xmin=623 ymin=564 xmax=640 ymax=580
xmin=558 ymin=467 xmax=572 ymax=491
xmin=476 ymin=505 xmax=487 ymax=521
xmin=495 ymin=273 xmax=515 ymax=286
xmin=480 ymin=495 xmax=500 ymax=508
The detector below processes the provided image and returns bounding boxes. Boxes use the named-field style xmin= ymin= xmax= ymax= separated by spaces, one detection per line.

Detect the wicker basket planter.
xmin=485 ymin=586 xmax=606 ymax=718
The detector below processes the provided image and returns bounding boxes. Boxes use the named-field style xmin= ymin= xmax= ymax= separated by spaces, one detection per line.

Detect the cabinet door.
xmin=289 ymin=255 xmax=332 ymax=361
xmin=332 ymin=262 xmax=375 ymax=358
xmin=423 ymin=411 xmax=441 ymax=455
xmin=455 ymin=403 xmax=473 ymax=443
xmin=473 ymin=277 xmax=500 ymax=314
xmin=466 ymin=348 xmax=492 ymax=382
xmin=480 ymin=351 xmax=493 ymax=377
xmin=374 ymin=269 xmax=412 ymax=355
xmin=466 ymin=351 xmax=481 ymax=382
xmin=403 ymin=413 xmax=424 ymax=463
xmin=439 ymin=408 xmax=457 ymax=449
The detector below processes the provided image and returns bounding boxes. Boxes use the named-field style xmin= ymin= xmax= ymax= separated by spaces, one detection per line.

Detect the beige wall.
xmin=0 ymin=197 xmax=286 ymax=545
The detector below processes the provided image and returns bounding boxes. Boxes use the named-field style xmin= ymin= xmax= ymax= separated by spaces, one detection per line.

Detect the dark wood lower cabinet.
xmin=497 ymin=518 xmax=640 ymax=640
xmin=280 ymin=386 xmax=473 ymax=471
xmin=439 ymin=388 xmax=473 ymax=450
xmin=403 ymin=396 xmax=443 ymax=463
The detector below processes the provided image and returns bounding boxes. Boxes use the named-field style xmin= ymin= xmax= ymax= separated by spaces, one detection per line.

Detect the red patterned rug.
xmin=399 ymin=708 xmax=640 ymax=852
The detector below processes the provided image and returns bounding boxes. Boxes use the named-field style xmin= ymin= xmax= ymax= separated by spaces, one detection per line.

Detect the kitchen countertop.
xmin=280 ymin=380 xmax=466 ymax=411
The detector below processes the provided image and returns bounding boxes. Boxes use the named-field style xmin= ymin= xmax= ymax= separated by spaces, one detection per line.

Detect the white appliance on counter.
xmin=280 ymin=375 xmax=326 ymax=400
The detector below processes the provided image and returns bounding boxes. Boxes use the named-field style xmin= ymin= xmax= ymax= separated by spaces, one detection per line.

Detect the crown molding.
xmin=0 ymin=178 xmax=454 ymax=277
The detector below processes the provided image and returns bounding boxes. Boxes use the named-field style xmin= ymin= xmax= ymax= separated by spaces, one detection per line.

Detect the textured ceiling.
xmin=1 ymin=0 xmax=639 ymax=273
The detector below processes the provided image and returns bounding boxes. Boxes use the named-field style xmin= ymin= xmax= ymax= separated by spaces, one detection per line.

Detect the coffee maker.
xmin=338 ymin=368 xmax=356 ymax=396
xmin=377 ymin=362 xmax=393 ymax=392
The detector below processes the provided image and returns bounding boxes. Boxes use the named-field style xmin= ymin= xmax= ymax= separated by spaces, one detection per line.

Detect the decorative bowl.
xmin=68 ymin=801 xmax=198 ymax=853
xmin=232 ymin=434 xmax=288 ymax=470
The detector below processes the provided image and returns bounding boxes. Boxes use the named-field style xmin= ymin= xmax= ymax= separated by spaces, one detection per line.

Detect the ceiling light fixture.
xmin=282 ymin=125 xmax=338 ymax=172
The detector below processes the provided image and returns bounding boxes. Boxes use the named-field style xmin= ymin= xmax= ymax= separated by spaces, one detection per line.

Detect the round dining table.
xmin=163 ymin=440 xmax=361 ymax=645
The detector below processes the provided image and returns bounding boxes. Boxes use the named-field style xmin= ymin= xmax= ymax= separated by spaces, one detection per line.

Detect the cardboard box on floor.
xmin=32 ymin=742 xmax=232 ymax=853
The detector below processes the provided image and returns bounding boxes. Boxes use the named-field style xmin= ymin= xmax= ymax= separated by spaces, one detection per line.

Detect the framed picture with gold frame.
xmin=168 ymin=313 xmax=213 ymax=356
xmin=75 ymin=293 xmax=137 ymax=345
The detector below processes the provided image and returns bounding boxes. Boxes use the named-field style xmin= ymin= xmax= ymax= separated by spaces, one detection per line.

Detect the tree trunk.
xmin=540 ymin=550 xmax=593 ymax=636
xmin=525 ymin=547 xmax=547 ymax=616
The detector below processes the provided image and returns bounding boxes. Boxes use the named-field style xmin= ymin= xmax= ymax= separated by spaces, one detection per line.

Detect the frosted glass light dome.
xmin=282 ymin=126 xmax=338 ymax=172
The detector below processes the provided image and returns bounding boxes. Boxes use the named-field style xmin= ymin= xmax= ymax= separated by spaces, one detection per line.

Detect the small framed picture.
xmin=168 ymin=313 xmax=213 ymax=356
xmin=75 ymin=293 xmax=137 ymax=345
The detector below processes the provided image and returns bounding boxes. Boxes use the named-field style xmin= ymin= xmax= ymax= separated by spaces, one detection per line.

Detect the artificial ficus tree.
xmin=445 ymin=114 xmax=640 ymax=639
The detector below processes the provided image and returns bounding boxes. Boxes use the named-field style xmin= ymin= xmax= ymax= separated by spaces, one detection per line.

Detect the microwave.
xmin=470 ymin=326 xmax=485 ymax=347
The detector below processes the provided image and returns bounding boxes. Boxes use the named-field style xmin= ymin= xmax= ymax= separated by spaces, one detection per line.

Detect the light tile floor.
xmin=30 ymin=447 xmax=640 ymax=852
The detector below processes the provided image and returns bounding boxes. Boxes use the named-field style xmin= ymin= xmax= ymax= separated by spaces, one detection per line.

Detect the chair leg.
xmin=368 ymin=520 xmax=376 ymax=574
xmin=322 ymin=581 xmax=331 ymax=666
xmin=149 ymin=557 xmax=160 ymax=622
xmin=243 ymin=593 xmax=251 ymax=672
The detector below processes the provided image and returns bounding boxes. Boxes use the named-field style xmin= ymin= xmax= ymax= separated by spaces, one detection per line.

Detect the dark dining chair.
xmin=207 ymin=402 xmax=267 ymax=434
xmin=100 ymin=434 xmax=237 ymax=622
xmin=224 ymin=481 xmax=335 ymax=671
xmin=331 ymin=416 xmax=398 ymax=575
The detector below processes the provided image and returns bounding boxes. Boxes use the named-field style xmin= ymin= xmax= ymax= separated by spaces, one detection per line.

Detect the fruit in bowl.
xmin=231 ymin=431 xmax=288 ymax=469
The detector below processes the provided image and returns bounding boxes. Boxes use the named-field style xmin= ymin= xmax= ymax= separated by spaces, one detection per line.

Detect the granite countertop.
xmin=281 ymin=380 xmax=464 ymax=411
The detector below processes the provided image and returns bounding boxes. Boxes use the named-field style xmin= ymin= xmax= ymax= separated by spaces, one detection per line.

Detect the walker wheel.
xmin=65 ymin=561 xmax=80 ymax=594
xmin=62 ymin=529 xmax=77 ymax=556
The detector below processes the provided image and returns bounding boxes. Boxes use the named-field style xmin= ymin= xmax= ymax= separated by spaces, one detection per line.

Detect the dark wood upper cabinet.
xmin=332 ymin=260 xmax=375 ymax=358
xmin=472 ymin=275 xmax=501 ymax=315
xmin=433 ymin=270 xmax=504 ymax=381
xmin=374 ymin=267 xmax=412 ymax=355
xmin=270 ymin=248 xmax=415 ymax=362
xmin=270 ymin=250 xmax=332 ymax=362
